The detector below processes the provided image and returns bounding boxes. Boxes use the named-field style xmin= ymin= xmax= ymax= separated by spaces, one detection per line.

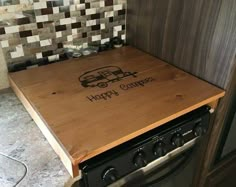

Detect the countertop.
xmin=0 ymin=89 xmax=71 ymax=187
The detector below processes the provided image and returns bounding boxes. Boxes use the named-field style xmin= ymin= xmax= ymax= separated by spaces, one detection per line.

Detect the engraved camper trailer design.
xmin=79 ymin=66 xmax=137 ymax=88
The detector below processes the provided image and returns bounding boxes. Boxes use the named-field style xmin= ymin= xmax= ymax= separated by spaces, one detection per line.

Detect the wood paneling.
xmin=194 ymin=59 xmax=236 ymax=186
xmin=127 ymin=0 xmax=236 ymax=89
xmin=127 ymin=1 xmax=236 ymax=186
xmin=206 ymin=151 xmax=236 ymax=187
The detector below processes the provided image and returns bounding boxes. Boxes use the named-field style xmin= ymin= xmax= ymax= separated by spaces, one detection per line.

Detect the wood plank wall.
xmin=127 ymin=0 xmax=236 ymax=89
xmin=127 ymin=0 xmax=236 ymax=186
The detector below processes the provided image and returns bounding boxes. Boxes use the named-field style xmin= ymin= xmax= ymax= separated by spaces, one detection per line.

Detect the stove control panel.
xmin=79 ymin=106 xmax=210 ymax=187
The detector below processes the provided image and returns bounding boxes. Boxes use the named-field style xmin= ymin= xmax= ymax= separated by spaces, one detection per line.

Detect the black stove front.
xmin=78 ymin=106 xmax=211 ymax=187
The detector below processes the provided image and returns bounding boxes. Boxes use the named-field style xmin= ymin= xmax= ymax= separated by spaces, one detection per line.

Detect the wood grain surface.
xmin=193 ymin=58 xmax=236 ymax=187
xmin=127 ymin=1 xmax=236 ymax=186
xmin=206 ymin=151 xmax=236 ymax=187
xmin=127 ymin=0 xmax=236 ymax=89
xmin=9 ymin=47 xmax=225 ymax=177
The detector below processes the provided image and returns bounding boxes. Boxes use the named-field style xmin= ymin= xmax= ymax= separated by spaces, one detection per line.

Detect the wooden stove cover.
xmin=9 ymin=47 xmax=225 ymax=177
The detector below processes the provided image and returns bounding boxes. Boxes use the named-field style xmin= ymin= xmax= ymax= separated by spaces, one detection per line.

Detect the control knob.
xmin=193 ymin=122 xmax=206 ymax=137
xmin=171 ymin=133 xmax=185 ymax=147
xmin=102 ymin=167 xmax=118 ymax=185
xmin=153 ymin=141 xmax=167 ymax=157
xmin=133 ymin=151 xmax=147 ymax=168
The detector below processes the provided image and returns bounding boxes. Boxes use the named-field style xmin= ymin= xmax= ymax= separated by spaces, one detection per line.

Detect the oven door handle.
xmin=141 ymin=147 xmax=194 ymax=187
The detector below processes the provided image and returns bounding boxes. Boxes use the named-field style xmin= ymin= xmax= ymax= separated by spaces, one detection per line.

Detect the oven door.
xmin=110 ymin=138 xmax=198 ymax=187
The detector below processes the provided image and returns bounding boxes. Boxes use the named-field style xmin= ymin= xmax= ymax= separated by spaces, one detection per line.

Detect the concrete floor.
xmin=0 ymin=89 xmax=71 ymax=187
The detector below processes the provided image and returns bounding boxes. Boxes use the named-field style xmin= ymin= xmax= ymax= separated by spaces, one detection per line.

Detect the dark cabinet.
xmin=218 ymin=102 xmax=236 ymax=160
xmin=204 ymin=68 xmax=236 ymax=187
xmin=206 ymin=153 xmax=236 ymax=187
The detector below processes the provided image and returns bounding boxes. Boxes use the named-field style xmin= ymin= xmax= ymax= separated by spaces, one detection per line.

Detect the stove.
xmin=79 ymin=105 xmax=210 ymax=187
xmin=9 ymin=47 xmax=224 ymax=179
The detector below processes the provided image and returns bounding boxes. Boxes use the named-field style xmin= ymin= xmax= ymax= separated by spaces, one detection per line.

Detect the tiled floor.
xmin=0 ymin=89 xmax=71 ymax=187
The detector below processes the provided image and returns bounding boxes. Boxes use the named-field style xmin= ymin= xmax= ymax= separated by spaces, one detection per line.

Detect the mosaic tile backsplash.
xmin=0 ymin=0 xmax=126 ymax=70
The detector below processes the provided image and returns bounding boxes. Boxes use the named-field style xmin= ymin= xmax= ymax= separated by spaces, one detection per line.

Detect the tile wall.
xmin=0 ymin=0 xmax=126 ymax=71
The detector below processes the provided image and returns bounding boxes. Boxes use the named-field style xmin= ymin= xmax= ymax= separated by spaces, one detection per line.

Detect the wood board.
xmin=9 ymin=46 xmax=225 ymax=177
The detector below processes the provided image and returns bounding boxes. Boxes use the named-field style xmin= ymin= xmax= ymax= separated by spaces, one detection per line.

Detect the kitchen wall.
xmin=0 ymin=47 xmax=9 ymax=90
xmin=127 ymin=0 xmax=236 ymax=89
xmin=0 ymin=0 xmax=126 ymax=73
